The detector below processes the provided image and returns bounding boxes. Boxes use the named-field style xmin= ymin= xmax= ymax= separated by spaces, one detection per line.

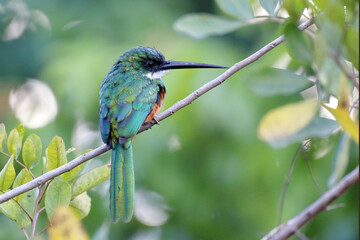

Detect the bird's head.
xmin=115 ymin=47 xmax=228 ymax=79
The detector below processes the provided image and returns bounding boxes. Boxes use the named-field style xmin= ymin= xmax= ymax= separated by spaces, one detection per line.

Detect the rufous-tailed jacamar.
xmin=99 ymin=47 xmax=227 ymax=223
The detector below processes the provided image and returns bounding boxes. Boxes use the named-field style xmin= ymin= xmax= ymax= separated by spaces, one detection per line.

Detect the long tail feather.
xmin=110 ymin=142 xmax=134 ymax=223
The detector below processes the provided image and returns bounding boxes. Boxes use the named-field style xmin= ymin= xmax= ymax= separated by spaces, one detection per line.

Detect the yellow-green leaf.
xmin=7 ymin=128 xmax=21 ymax=158
xmin=13 ymin=168 xmax=33 ymax=201
xmin=48 ymin=206 xmax=89 ymax=240
xmin=72 ymin=164 xmax=111 ymax=198
xmin=45 ymin=136 xmax=67 ymax=172
xmin=45 ymin=179 xmax=71 ymax=220
xmin=69 ymin=192 xmax=91 ymax=219
xmin=22 ymin=134 xmax=42 ymax=168
xmin=0 ymin=154 xmax=16 ymax=191
xmin=258 ymin=100 xmax=319 ymax=147
xmin=0 ymin=123 xmax=7 ymax=152
xmin=322 ymin=105 xmax=359 ymax=144
xmin=16 ymin=125 xmax=24 ymax=142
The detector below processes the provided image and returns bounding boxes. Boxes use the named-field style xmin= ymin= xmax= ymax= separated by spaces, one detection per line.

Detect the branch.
xmin=0 ymin=19 xmax=313 ymax=204
xmin=262 ymin=165 xmax=359 ymax=240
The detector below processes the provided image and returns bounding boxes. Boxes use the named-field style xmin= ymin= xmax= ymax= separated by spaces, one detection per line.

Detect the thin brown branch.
xmin=0 ymin=189 xmax=33 ymax=221
xmin=262 ymin=165 xmax=359 ymax=240
xmin=0 ymin=18 xmax=314 ymax=205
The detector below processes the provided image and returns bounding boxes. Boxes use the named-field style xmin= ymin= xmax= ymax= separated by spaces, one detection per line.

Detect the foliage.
xmin=0 ymin=124 xmax=109 ymax=238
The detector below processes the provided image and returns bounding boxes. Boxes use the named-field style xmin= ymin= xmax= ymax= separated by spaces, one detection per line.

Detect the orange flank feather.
xmin=145 ymin=90 xmax=165 ymax=123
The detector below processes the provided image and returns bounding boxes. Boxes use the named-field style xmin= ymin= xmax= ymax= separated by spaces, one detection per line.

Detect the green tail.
xmin=110 ymin=141 xmax=134 ymax=223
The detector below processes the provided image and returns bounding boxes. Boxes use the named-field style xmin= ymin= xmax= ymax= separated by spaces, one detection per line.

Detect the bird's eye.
xmin=146 ymin=61 xmax=155 ymax=69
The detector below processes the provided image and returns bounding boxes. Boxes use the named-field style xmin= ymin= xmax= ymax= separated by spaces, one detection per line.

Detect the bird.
xmin=99 ymin=46 xmax=227 ymax=223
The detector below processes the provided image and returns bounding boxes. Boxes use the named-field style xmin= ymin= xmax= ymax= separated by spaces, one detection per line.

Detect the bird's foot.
xmin=153 ymin=116 xmax=160 ymax=125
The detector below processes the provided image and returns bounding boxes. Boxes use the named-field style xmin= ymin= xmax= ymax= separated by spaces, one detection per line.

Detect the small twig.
xmin=30 ymin=183 xmax=45 ymax=239
xmin=36 ymin=223 xmax=50 ymax=237
xmin=22 ymin=227 xmax=30 ymax=240
xmin=305 ymin=156 xmax=324 ymax=194
xmin=0 ymin=151 xmax=11 ymax=158
xmin=328 ymin=49 xmax=359 ymax=90
xmin=277 ymin=144 xmax=303 ymax=225
xmin=263 ymin=165 xmax=359 ymax=240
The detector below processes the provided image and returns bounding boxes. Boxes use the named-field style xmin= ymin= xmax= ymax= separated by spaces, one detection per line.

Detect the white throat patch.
xmin=145 ymin=70 xmax=170 ymax=80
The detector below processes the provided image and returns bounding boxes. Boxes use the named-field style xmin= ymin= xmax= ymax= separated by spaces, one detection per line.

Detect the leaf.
xmin=215 ymin=0 xmax=253 ymax=19
xmin=174 ymin=13 xmax=245 ymax=39
xmin=328 ymin=133 xmax=351 ymax=186
xmin=243 ymin=67 xmax=314 ymax=96
xmin=269 ymin=117 xmax=339 ymax=148
xmin=344 ymin=27 xmax=359 ymax=70
xmin=45 ymin=136 xmax=67 ymax=172
xmin=22 ymin=134 xmax=42 ymax=168
xmin=7 ymin=128 xmax=21 ymax=158
xmin=13 ymin=168 xmax=33 ymax=201
xmin=314 ymin=32 xmax=328 ymax=69
xmin=284 ymin=22 xmax=313 ymax=65
xmin=45 ymin=179 xmax=72 ymax=220
xmin=322 ymin=105 xmax=359 ymax=144
xmin=260 ymin=0 xmax=278 ymax=16
xmin=69 ymin=192 xmax=91 ymax=219
xmin=16 ymin=125 xmax=24 ymax=142
xmin=72 ymin=164 xmax=111 ymax=198
xmin=0 ymin=123 xmax=7 ymax=152
xmin=0 ymin=154 xmax=16 ymax=191
xmin=317 ymin=57 xmax=341 ymax=96
xmin=62 ymin=150 xmax=91 ymax=183
xmin=283 ymin=0 xmax=308 ymax=20
xmin=0 ymin=188 xmax=37 ymax=227
xmin=48 ymin=206 xmax=89 ymax=240
xmin=258 ymin=100 xmax=319 ymax=148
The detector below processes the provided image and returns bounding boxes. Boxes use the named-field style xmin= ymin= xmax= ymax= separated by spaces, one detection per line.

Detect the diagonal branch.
xmin=262 ymin=165 xmax=359 ymax=240
xmin=0 ymin=19 xmax=313 ymax=204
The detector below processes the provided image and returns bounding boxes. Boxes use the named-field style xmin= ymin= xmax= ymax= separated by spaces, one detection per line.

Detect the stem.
xmin=0 ymin=190 xmax=32 ymax=221
xmin=30 ymin=183 xmax=45 ymax=239
xmin=22 ymin=227 xmax=30 ymax=240
xmin=277 ymin=144 xmax=303 ymax=225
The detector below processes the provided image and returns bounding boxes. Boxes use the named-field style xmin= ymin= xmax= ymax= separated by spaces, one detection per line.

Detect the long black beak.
xmin=159 ymin=61 xmax=228 ymax=71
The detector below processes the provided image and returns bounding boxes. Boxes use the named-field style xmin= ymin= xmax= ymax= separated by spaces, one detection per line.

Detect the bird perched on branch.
xmin=99 ymin=46 xmax=227 ymax=223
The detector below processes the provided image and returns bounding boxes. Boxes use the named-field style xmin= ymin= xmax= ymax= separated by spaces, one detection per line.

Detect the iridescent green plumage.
xmin=99 ymin=46 xmax=227 ymax=223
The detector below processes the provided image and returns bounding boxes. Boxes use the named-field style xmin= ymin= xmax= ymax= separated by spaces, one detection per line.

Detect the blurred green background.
xmin=0 ymin=0 xmax=358 ymax=239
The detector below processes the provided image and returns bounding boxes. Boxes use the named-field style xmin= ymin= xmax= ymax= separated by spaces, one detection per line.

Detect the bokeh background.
xmin=0 ymin=0 xmax=358 ymax=239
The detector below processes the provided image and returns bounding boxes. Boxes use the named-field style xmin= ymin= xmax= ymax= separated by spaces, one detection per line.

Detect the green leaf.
xmin=16 ymin=125 xmax=24 ymax=142
xmin=45 ymin=136 xmax=67 ymax=172
xmin=269 ymin=117 xmax=339 ymax=148
xmin=72 ymin=164 xmax=111 ymax=198
xmin=61 ymin=150 xmax=91 ymax=183
xmin=13 ymin=168 xmax=33 ymax=201
xmin=0 ymin=188 xmax=37 ymax=227
xmin=328 ymin=133 xmax=351 ymax=186
xmin=258 ymin=100 xmax=319 ymax=148
xmin=314 ymin=32 xmax=328 ymax=69
xmin=215 ymin=0 xmax=253 ymax=19
xmin=0 ymin=123 xmax=6 ymax=152
xmin=344 ymin=27 xmax=359 ymax=70
xmin=284 ymin=22 xmax=313 ymax=65
xmin=284 ymin=0 xmax=308 ymax=20
xmin=45 ymin=179 xmax=72 ymax=219
xmin=174 ymin=13 xmax=245 ymax=39
xmin=69 ymin=192 xmax=91 ymax=219
xmin=0 ymin=154 xmax=16 ymax=191
xmin=243 ymin=67 xmax=314 ymax=96
xmin=7 ymin=128 xmax=21 ymax=158
xmin=260 ymin=0 xmax=278 ymax=16
xmin=22 ymin=134 xmax=42 ymax=168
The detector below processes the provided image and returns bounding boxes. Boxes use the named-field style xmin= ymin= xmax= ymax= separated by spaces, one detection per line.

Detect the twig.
xmin=0 ymin=18 xmax=314 ymax=204
xmin=22 ymin=227 xmax=30 ymax=240
xmin=277 ymin=144 xmax=303 ymax=225
xmin=262 ymin=165 xmax=359 ymax=240
xmin=30 ymin=183 xmax=45 ymax=239
xmin=0 ymin=190 xmax=33 ymax=221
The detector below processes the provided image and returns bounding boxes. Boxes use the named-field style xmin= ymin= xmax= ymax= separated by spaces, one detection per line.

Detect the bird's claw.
xmin=153 ymin=116 xmax=160 ymax=125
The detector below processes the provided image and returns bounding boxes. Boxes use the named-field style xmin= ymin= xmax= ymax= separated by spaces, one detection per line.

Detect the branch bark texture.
xmin=0 ymin=19 xmax=313 ymax=204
